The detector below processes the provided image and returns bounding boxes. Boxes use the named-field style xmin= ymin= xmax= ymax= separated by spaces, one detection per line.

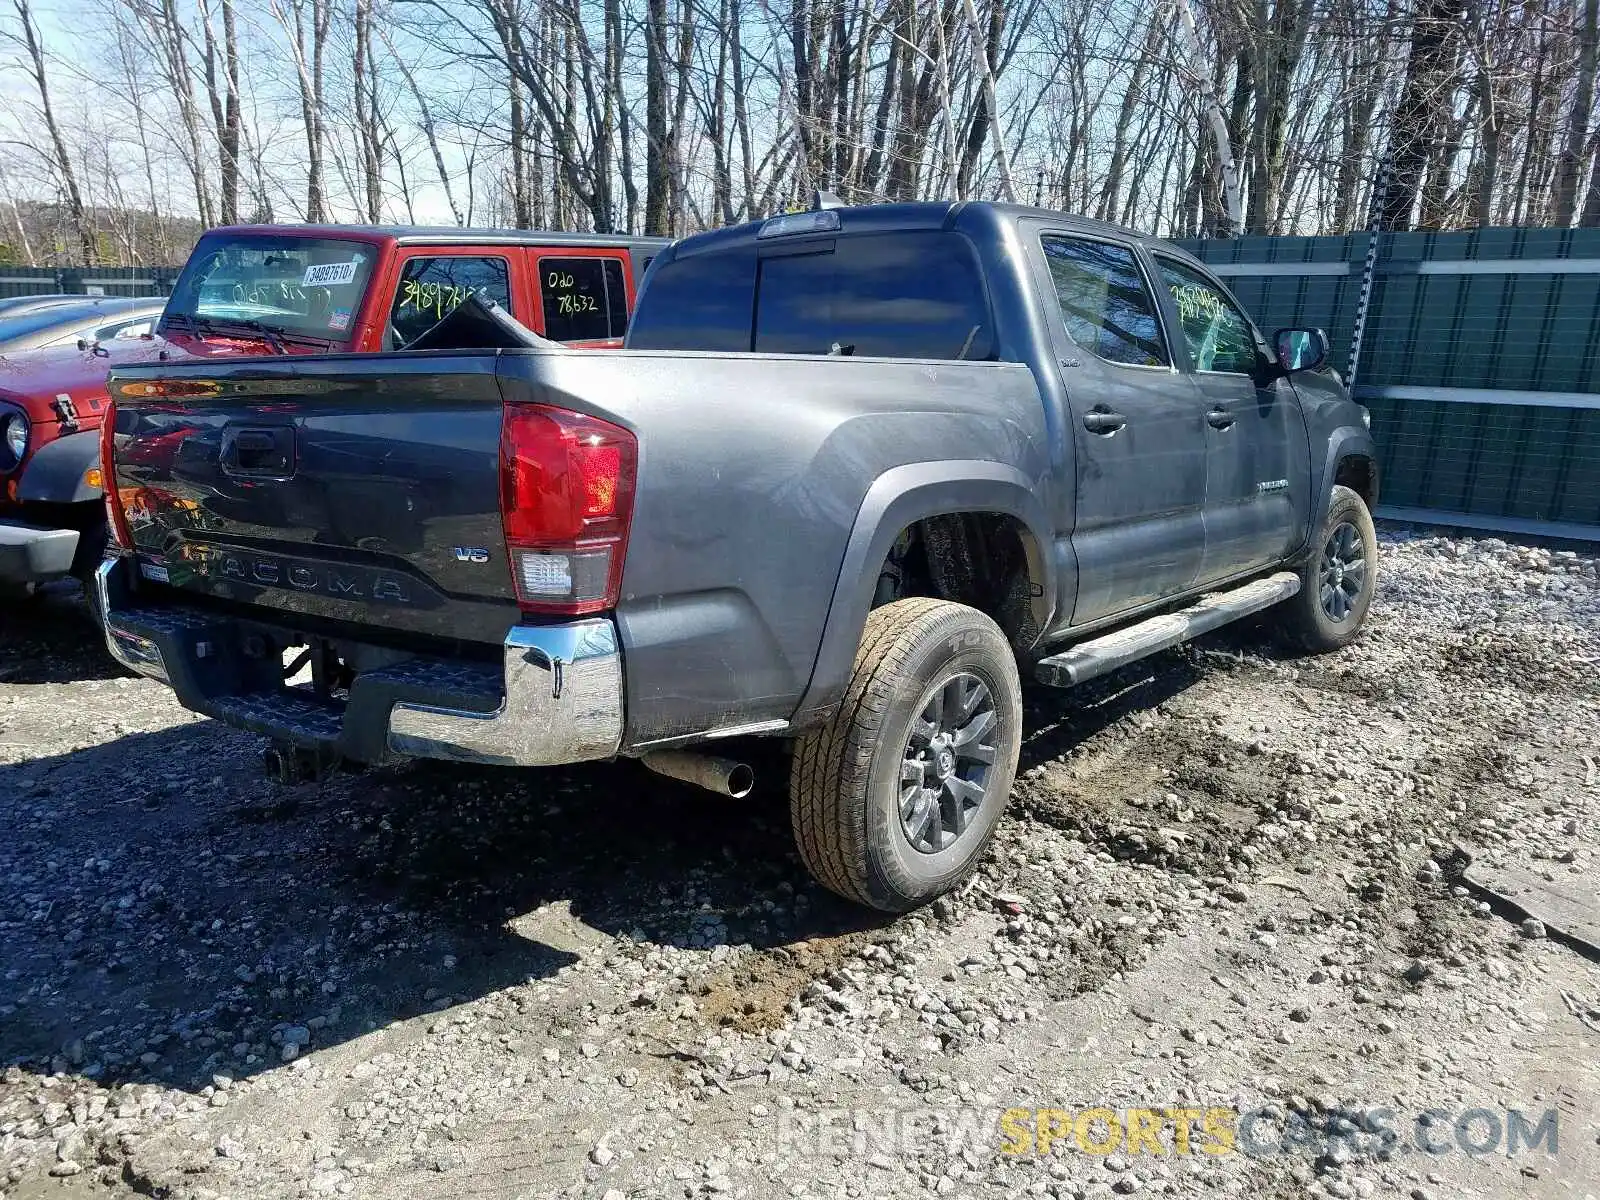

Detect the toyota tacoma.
xmin=95 ymin=199 xmax=1378 ymax=911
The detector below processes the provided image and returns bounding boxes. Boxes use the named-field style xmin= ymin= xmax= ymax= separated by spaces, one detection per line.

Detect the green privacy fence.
xmin=0 ymin=265 xmax=173 ymax=299
xmin=1178 ymin=228 xmax=1600 ymax=541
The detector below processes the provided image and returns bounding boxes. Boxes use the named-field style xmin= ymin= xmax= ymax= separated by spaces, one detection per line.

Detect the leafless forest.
xmin=1 ymin=0 xmax=1599 ymax=264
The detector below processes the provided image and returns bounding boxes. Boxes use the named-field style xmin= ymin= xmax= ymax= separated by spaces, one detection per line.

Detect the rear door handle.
xmin=1082 ymin=409 xmax=1127 ymax=435
xmin=1207 ymin=408 xmax=1236 ymax=430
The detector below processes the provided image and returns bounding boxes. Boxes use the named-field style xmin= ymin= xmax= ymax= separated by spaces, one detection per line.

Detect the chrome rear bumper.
xmin=95 ymin=556 xmax=624 ymax=768
xmin=387 ymin=621 xmax=623 ymax=766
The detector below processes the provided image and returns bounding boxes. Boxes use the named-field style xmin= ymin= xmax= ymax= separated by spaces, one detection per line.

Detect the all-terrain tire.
xmin=1275 ymin=484 xmax=1378 ymax=653
xmin=789 ymin=598 xmax=1022 ymax=912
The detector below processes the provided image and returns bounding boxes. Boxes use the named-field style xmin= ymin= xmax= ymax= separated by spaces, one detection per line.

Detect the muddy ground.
xmin=1 ymin=526 xmax=1596 ymax=1200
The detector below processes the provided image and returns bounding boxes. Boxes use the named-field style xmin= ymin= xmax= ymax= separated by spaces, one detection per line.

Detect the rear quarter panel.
xmin=496 ymin=349 xmax=1048 ymax=746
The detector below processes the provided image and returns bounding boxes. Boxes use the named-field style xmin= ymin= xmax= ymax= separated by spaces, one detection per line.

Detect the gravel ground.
xmin=1 ymin=526 xmax=1597 ymax=1200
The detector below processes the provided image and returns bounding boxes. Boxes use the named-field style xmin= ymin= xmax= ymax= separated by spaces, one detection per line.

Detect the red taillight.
xmin=100 ymin=401 xmax=133 ymax=553
xmin=499 ymin=405 xmax=636 ymax=615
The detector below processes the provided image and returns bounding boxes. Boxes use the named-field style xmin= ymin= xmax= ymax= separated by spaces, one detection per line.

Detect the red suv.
xmin=0 ymin=225 xmax=669 ymax=602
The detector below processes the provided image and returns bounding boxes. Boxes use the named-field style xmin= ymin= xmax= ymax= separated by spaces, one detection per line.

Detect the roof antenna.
xmin=812 ymin=189 xmax=845 ymax=212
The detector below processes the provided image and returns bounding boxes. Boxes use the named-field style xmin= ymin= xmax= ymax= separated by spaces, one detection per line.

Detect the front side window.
xmin=389 ymin=255 xmax=511 ymax=347
xmin=1155 ymin=258 xmax=1261 ymax=374
xmin=99 ymin=317 xmax=154 ymax=341
xmin=1040 ymin=235 xmax=1168 ymax=367
xmin=539 ymin=257 xmax=628 ymax=341
xmin=753 ymin=232 xmax=994 ymax=361
xmin=165 ymin=234 xmax=379 ymax=343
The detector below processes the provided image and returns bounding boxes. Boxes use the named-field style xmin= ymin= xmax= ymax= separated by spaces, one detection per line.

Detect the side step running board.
xmin=1034 ymin=571 xmax=1300 ymax=688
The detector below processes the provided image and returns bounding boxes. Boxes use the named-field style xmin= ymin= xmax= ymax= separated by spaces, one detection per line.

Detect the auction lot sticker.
xmin=303 ymin=260 xmax=361 ymax=288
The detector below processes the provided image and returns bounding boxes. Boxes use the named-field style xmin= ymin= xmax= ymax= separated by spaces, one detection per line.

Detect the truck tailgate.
xmin=107 ymin=355 xmax=519 ymax=646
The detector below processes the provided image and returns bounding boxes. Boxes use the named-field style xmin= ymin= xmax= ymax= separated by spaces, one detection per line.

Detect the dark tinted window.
xmin=390 ymin=255 xmax=511 ymax=347
xmin=606 ymin=259 xmax=628 ymax=335
xmin=624 ymin=248 xmax=757 ymax=353
xmin=540 ymin=256 xmax=628 ymax=341
xmin=754 ymin=232 xmax=992 ymax=360
xmin=1155 ymin=258 xmax=1260 ymax=374
xmin=1040 ymin=236 xmax=1168 ymax=367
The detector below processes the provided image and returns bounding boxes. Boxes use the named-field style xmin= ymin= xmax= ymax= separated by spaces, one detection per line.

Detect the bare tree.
xmin=198 ymin=0 xmax=242 ymax=224
xmin=5 ymin=0 xmax=97 ymax=261
xmin=273 ymin=0 xmax=334 ymax=221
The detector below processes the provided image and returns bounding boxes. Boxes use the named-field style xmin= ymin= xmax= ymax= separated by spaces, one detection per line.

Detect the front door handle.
xmin=1082 ymin=409 xmax=1127 ymax=435
xmin=1207 ymin=408 xmax=1236 ymax=430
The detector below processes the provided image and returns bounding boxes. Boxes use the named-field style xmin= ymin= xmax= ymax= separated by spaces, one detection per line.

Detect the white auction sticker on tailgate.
xmin=302 ymin=259 xmax=360 ymax=287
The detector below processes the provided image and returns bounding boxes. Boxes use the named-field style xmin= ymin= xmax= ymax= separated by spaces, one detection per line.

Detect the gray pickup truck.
xmin=97 ymin=200 xmax=1379 ymax=911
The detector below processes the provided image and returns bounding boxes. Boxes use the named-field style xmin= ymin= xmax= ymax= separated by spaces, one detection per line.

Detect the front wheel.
xmin=72 ymin=520 xmax=109 ymax=631
xmin=1274 ymin=484 xmax=1378 ymax=653
xmin=789 ymin=598 xmax=1022 ymax=912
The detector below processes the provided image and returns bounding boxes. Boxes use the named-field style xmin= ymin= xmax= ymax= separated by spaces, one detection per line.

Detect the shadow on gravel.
xmin=0 ymin=711 xmax=878 ymax=1097
xmin=0 ymin=606 xmax=1289 ymax=1099
xmin=0 ymin=583 xmax=120 ymax=684
xmin=1013 ymin=622 xmax=1266 ymax=772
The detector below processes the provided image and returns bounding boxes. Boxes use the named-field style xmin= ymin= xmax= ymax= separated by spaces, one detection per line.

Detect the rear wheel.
xmin=789 ymin=598 xmax=1022 ymax=911
xmin=1274 ymin=484 xmax=1378 ymax=653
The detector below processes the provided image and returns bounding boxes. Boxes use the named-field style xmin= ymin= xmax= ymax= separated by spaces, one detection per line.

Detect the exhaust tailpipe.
xmin=641 ymin=751 xmax=755 ymax=798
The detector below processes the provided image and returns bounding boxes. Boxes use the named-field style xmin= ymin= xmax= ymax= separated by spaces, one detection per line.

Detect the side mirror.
xmin=1274 ymin=327 xmax=1329 ymax=373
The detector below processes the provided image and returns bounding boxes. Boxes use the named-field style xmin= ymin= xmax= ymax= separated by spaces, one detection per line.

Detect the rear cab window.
xmin=538 ymin=256 xmax=628 ymax=341
xmin=628 ymin=229 xmax=993 ymax=361
xmin=1039 ymin=235 xmax=1169 ymax=368
xmin=754 ymin=232 xmax=993 ymax=360
xmin=388 ymin=254 xmax=512 ymax=348
xmin=625 ymin=248 xmax=756 ymax=352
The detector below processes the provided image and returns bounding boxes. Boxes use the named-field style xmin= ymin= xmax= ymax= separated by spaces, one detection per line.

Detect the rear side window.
xmin=625 ymin=249 xmax=757 ymax=352
xmin=539 ymin=257 xmax=628 ymax=342
xmin=390 ymin=255 xmax=511 ymax=347
xmin=754 ymin=232 xmax=993 ymax=360
xmin=1040 ymin=236 xmax=1168 ymax=368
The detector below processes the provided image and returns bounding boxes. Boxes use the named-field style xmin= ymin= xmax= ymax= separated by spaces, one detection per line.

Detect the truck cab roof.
xmin=660 ymin=200 xmax=1183 ymax=263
